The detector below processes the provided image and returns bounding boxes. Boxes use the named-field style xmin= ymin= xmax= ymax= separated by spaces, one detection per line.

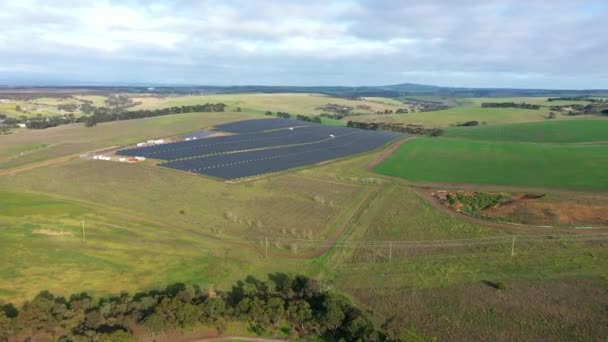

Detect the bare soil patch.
xmin=32 ymin=229 xmax=73 ymax=236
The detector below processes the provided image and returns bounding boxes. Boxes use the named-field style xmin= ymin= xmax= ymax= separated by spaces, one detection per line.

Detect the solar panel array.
xmin=213 ymin=118 xmax=311 ymax=133
xmin=161 ymin=130 xmax=401 ymax=179
xmin=117 ymin=125 xmax=360 ymax=160
xmin=117 ymin=118 xmax=402 ymax=180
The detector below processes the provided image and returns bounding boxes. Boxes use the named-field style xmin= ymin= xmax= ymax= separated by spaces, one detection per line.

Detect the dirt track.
xmin=0 ymin=146 xmax=118 ymax=177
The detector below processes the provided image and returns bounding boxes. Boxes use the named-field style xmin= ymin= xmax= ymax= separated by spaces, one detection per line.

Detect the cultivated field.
xmin=375 ymin=137 xmax=608 ymax=190
xmin=444 ymin=118 xmax=608 ymax=143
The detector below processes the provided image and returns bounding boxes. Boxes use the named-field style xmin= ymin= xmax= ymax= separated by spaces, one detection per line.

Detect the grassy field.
xmin=375 ymin=137 xmax=608 ymax=190
xmin=445 ymin=118 xmax=608 ymax=143
xmin=0 ymin=190 xmax=318 ymax=302
xmin=349 ymin=96 xmax=603 ymax=128
xmin=130 ymin=93 xmax=406 ymax=115
xmin=2 ymin=104 xmax=608 ymax=339
xmin=352 ymin=105 xmax=555 ymax=127
xmin=0 ymin=111 xmax=257 ymax=170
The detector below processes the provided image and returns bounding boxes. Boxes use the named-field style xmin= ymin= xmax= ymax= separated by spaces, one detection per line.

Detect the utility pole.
xmin=511 ymin=236 xmax=516 ymax=256
xmin=81 ymin=219 xmax=86 ymax=242
xmin=265 ymin=237 xmax=268 ymax=259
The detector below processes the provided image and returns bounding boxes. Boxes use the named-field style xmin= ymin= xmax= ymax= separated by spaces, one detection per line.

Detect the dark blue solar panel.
xmin=161 ymin=130 xmax=402 ymax=179
xmin=214 ymin=118 xmax=312 ymax=133
xmin=117 ymin=125 xmax=360 ymax=160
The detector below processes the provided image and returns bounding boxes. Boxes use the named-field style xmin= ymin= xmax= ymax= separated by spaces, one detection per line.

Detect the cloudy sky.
xmin=1 ymin=0 xmax=607 ymax=88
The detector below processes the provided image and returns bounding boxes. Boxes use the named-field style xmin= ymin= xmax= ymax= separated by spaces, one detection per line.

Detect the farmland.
xmin=0 ymin=111 xmax=256 ymax=170
xmin=375 ymin=137 xmax=608 ymax=190
xmin=1 ymin=92 xmax=607 ymax=340
xmin=444 ymin=118 xmax=608 ymax=143
xmin=351 ymin=96 xmax=605 ymax=128
xmin=131 ymin=93 xmax=408 ymax=115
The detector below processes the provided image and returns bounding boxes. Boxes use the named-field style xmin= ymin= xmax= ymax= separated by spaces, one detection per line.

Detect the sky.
xmin=0 ymin=0 xmax=607 ymax=89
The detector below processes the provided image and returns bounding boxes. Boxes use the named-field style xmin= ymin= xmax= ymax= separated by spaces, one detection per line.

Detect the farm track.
xmin=365 ymin=136 xmax=412 ymax=172
xmin=0 ymin=146 xmax=118 ymax=176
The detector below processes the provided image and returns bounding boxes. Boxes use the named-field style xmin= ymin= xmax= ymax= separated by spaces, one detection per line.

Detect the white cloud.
xmin=0 ymin=0 xmax=606 ymax=87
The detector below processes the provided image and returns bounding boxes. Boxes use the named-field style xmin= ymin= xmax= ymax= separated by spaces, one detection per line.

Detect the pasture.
xmin=0 ymin=111 xmax=257 ymax=170
xmin=374 ymin=137 xmax=608 ymax=190
xmin=444 ymin=118 xmax=608 ymax=143
xmin=352 ymin=105 xmax=554 ymax=127
xmin=130 ymin=93 xmax=407 ymax=115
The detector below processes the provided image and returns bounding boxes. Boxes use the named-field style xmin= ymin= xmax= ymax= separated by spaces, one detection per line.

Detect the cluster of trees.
xmin=25 ymin=114 xmax=79 ymax=129
xmin=481 ymin=102 xmax=541 ymax=110
xmin=399 ymin=99 xmax=449 ymax=112
xmin=57 ymin=104 xmax=80 ymax=112
xmin=317 ymin=103 xmax=353 ymax=115
xmin=104 ymin=94 xmax=140 ymax=110
xmin=0 ymin=274 xmax=397 ymax=341
xmin=347 ymin=121 xmax=443 ymax=136
xmin=83 ymin=103 xmax=226 ymax=127
xmin=319 ymin=113 xmax=346 ymax=120
xmin=296 ymin=114 xmax=322 ymax=123
xmin=269 ymin=111 xmax=322 ymax=123
xmin=602 ymin=109 xmax=608 ymax=115
xmin=4 ymin=101 xmax=227 ymax=130
xmin=549 ymin=103 xmax=608 ymax=116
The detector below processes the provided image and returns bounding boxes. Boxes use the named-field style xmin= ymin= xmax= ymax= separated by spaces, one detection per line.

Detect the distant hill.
xmin=1 ymin=83 xmax=607 ymax=98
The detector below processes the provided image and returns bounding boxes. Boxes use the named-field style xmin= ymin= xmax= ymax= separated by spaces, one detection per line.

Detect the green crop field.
xmin=445 ymin=118 xmax=608 ymax=143
xmin=375 ymin=137 xmax=608 ymax=190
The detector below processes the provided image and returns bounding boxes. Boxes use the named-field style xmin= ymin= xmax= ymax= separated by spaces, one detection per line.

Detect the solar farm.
xmin=117 ymin=118 xmax=402 ymax=179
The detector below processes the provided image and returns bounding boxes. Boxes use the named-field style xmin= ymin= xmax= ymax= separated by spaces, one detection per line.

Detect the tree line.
xmin=268 ymin=111 xmax=322 ymax=124
xmin=1 ymin=104 xmax=227 ymax=130
xmin=82 ymin=103 xmax=227 ymax=127
xmin=0 ymin=274 xmax=403 ymax=341
xmin=481 ymin=102 xmax=541 ymax=110
xmin=347 ymin=121 xmax=443 ymax=136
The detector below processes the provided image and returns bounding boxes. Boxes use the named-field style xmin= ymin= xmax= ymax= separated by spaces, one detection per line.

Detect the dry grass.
xmin=0 ymin=111 xmax=256 ymax=170
xmin=131 ymin=93 xmax=407 ymax=115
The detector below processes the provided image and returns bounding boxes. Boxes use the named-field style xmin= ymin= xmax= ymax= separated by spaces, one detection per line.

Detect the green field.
xmin=1 ymin=96 xmax=608 ymax=340
xmin=375 ymin=137 xmax=608 ymax=190
xmin=445 ymin=118 xmax=608 ymax=143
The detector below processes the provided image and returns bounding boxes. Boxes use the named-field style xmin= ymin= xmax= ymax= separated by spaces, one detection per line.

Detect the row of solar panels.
xmin=117 ymin=124 xmax=360 ymax=161
xmin=161 ymin=130 xmax=401 ymax=179
xmin=213 ymin=118 xmax=311 ymax=133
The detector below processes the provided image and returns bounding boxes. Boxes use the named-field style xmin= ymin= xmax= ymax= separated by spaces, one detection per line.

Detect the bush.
xmin=495 ymin=282 xmax=507 ymax=290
